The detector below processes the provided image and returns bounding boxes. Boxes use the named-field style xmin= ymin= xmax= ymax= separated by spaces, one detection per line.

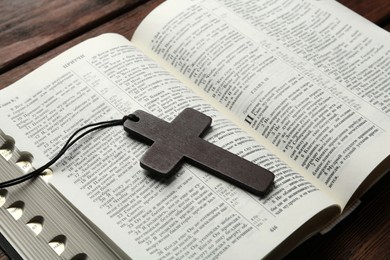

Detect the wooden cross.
xmin=123 ymin=108 xmax=274 ymax=195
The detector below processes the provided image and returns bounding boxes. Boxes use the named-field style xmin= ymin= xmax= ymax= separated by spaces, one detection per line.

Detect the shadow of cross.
xmin=124 ymin=108 xmax=274 ymax=195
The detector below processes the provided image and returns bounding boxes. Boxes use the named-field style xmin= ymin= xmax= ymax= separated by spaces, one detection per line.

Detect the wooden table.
xmin=0 ymin=0 xmax=389 ymax=259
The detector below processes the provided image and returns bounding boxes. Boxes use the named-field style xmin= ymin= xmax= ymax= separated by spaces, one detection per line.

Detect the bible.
xmin=1 ymin=0 xmax=389 ymax=259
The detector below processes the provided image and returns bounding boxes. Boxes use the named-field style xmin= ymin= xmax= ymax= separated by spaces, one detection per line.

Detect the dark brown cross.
xmin=123 ymin=108 xmax=274 ymax=195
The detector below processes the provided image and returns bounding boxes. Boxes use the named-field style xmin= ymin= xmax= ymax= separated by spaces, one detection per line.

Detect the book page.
xmin=0 ymin=34 xmax=338 ymax=259
xmin=132 ymin=0 xmax=390 ymax=207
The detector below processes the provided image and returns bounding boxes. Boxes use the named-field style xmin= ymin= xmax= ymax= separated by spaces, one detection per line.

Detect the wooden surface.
xmin=0 ymin=0 xmax=389 ymax=259
xmin=0 ymin=0 xmax=147 ymax=73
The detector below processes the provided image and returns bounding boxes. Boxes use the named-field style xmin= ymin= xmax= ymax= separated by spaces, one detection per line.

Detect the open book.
xmin=1 ymin=0 xmax=389 ymax=259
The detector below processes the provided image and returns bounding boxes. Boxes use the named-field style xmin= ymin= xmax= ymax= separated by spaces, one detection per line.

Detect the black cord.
xmin=0 ymin=114 xmax=138 ymax=189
